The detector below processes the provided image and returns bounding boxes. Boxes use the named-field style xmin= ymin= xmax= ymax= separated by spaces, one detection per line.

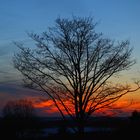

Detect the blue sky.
xmin=0 ymin=0 xmax=140 ymax=84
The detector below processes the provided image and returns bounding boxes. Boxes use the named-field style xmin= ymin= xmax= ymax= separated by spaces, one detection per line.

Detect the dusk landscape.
xmin=0 ymin=0 xmax=140 ymax=140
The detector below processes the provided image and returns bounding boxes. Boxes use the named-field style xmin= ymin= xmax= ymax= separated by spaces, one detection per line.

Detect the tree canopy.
xmin=13 ymin=17 xmax=139 ymax=132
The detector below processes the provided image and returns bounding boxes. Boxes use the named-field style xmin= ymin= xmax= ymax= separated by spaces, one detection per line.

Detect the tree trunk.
xmin=77 ymin=119 xmax=85 ymax=137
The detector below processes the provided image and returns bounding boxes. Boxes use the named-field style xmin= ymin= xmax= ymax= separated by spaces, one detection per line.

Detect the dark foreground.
xmin=0 ymin=116 xmax=140 ymax=140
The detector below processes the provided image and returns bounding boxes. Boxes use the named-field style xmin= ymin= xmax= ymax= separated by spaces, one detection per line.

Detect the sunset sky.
xmin=0 ymin=0 xmax=140 ymax=116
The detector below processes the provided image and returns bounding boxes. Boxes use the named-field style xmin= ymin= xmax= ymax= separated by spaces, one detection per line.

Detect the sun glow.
xmin=33 ymin=96 xmax=140 ymax=117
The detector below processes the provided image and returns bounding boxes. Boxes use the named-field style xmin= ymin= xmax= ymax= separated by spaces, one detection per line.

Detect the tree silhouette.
xmin=13 ymin=16 xmax=139 ymax=133
xmin=2 ymin=99 xmax=41 ymax=139
xmin=3 ymin=99 xmax=34 ymax=118
xmin=130 ymin=110 xmax=140 ymax=122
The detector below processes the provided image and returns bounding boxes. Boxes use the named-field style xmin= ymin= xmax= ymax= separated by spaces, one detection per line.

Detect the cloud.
xmin=0 ymin=84 xmax=48 ymax=116
xmin=34 ymin=98 xmax=140 ymax=117
xmin=0 ymin=83 xmax=140 ymax=117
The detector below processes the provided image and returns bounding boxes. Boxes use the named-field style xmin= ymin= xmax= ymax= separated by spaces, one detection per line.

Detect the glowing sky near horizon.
xmin=0 ymin=0 xmax=140 ymax=116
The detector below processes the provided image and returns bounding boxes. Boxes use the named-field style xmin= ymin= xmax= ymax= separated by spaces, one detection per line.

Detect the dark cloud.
xmin=0 ymin=84 xmax=48 ymax=116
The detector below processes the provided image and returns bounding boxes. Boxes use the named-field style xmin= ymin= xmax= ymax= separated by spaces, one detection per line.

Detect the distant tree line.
xmin=0 ymin=99 xmax=42 ymax=139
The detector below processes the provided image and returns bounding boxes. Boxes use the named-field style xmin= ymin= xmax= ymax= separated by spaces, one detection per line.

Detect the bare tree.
xmin=3 ymin=99 xmax=35 ymax=118
xmin=13 ymin=16 xmax=139 ymax=133
xmin=2 ymin=99 xmax=42 ymax=139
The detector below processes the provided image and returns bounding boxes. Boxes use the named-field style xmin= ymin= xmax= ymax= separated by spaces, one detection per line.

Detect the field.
xmin=0 ymin=116 xmax=140 ymax=140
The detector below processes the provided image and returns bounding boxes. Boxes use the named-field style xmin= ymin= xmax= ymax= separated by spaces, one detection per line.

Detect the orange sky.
xmin=33 ymin=93 xmax=140 ymax=117
xmin=32 ymin=82 xmax=140 ymax=117
xmin=0 ymin=83 xmax=140 ymax=117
